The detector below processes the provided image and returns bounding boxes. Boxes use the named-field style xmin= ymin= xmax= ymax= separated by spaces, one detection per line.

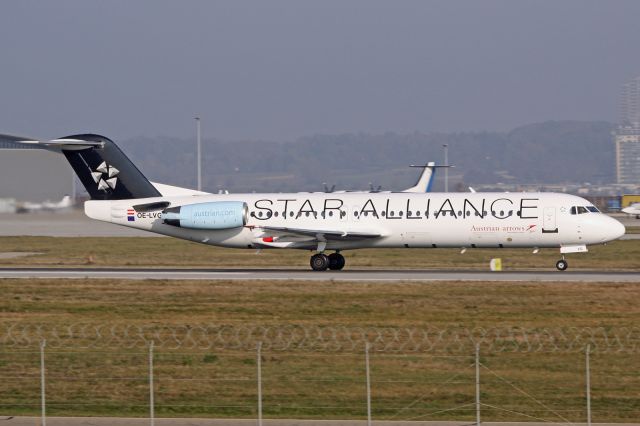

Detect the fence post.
xmin=257 ymin=341 xmax=263 ymax=426
xmin=586 ymin=344 xmax=591 ymax=426
xmin=365 ymin=342 xmax=372 ymax=426
xmin=149 ymin=341 xmax=154 ymax=426
xmin=40 ymin=339 xmax=46 ymax=426
xmin=475 ymin=344 xmax=480 ymax=426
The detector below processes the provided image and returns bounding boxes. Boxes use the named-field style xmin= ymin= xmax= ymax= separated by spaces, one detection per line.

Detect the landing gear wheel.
xmin=328 ymin=253 xmax=346 ymax=270
xmin=556 ymin=259 xmax=568 ymax=271
xmin=310 ymin=253 xmax=330 ymax=271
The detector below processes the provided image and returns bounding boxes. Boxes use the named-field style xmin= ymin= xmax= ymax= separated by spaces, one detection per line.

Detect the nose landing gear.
xmin=310 ymin=252 xmax=345 ymax=271
xmin=556 ymin=257 xmax=568 ymax=271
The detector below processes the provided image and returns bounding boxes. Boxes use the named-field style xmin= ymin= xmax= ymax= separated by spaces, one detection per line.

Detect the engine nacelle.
xmin=163 ymin=201 xmax=248 ymax=230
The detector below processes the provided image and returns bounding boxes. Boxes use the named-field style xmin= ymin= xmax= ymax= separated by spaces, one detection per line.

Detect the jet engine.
xmin=163 ymin=201 xmax=248 ymax=230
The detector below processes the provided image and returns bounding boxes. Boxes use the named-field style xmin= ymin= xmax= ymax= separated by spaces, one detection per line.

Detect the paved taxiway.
xmin=1 ymin=267 xmax=639 ymax=282
xmin=3 ymin=418 xmax=638 ymax=426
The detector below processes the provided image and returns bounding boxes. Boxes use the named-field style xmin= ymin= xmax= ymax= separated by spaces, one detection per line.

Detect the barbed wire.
xmin=1 ymin=323 xmax=639 ymax=353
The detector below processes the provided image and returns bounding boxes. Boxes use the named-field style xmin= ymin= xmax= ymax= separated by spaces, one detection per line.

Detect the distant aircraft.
xmin=404 ymin=162 xmax=449 ymax=193
xmin=322 ymin=161 xmax=445 ymax=194
xmin=16 ymin=195 xmax=74 ymax=213
xmin=42 ymin=195 xmax=74 ymax=211
xmin=622 ymin=203 xmax=640 ymax=218
xmin=6 ymin=133 xmax=625 ymax=271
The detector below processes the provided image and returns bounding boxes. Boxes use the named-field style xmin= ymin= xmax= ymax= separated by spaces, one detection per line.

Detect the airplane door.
xmin=542 ymin=207 xmax=558 ymax=233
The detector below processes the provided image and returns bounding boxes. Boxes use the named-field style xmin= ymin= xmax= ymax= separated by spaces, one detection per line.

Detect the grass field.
xmin=1 ymin=236 xmax=640 ymax=270
xmin=0 ymin=235 xmax=639 ymax=421
xmin=1 ymin=277 xmax=640 ymax=421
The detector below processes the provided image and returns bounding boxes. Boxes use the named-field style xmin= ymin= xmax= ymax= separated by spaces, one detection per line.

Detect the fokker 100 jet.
xmin=4 ymin=133 xmax=625 ymax=271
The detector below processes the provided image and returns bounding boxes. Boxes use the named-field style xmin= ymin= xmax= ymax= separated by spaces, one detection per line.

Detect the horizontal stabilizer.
xmin=11 ymin=138 xmax=104 ymax=151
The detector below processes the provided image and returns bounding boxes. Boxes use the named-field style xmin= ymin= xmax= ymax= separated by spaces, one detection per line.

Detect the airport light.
xmin=195 ymin=117 xmax=202 ymax=191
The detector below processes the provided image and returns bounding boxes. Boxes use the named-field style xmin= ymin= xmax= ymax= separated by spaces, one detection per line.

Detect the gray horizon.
xmin=1 ymin=0 xmax=640 ymax=141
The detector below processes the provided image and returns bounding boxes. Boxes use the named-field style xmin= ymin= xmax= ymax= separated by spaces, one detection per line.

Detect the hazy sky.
xmin=2 ymin=0 xmax=640 ymax=141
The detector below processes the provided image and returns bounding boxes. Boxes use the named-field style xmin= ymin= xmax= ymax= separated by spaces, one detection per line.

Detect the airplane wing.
xmin=254 ymin=225 xmax=381 ymax=241
xmin=248 ymin=225 xmax=383 ymax=250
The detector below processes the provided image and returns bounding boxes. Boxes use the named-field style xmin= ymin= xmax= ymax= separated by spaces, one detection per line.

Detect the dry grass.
xmin=1 ymin=278 xmax=640 ymax=421
xmin=0 ymin=235 xmax=638 ymax=420
xmin=0 ymin=236 xmax=639 ymax=270
xmin=1 ymin=279 xmax=640 ymax=329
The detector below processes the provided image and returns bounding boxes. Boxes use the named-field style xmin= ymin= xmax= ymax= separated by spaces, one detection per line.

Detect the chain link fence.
xmin=2 ymin=324 xmax=640 ymax=423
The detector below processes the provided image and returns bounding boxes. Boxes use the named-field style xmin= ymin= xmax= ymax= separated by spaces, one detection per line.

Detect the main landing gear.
xmin=310 ymin=252 xmax=345 ymax=271
xmin=556 ymin=257 xmax=568 ymax=271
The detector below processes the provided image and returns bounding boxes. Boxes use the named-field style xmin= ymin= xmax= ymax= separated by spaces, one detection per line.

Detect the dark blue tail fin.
xmin=1 ymin=133 xmax=161 ymax=200
xmin=60 ymin=134 xmax=160 ymax=200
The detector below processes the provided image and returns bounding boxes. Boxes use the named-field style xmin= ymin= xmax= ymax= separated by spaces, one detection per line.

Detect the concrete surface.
xmin=1 ymin=267 xmax=639 ymax=282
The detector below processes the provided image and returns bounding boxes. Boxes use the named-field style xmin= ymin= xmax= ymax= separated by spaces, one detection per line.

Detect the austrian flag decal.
xmin=127 ymin=209 xmax=135 ymax=221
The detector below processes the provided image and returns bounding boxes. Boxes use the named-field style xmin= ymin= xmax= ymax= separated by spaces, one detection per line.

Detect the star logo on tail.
xmin=91 ymin=161 xmax=119 ymax=191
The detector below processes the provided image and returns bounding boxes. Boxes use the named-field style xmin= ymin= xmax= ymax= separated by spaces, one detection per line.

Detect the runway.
xmin=1 ymin=267 xmax=639 ymax=282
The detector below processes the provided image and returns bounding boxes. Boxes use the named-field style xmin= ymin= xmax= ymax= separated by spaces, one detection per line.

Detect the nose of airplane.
xmin=604 ymin=216 xmax=626 ymax=242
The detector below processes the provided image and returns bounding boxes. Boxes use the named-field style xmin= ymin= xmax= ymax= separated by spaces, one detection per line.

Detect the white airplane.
xmin=321 ymin=161 xmax=445 ymax=194
xmin=622 ymin=203 xmax=640 ymax=218
xmin=16 ymin=195 xmax=74 ymax=213
xmin=42 ymin=195 xmax=74 ymax=211
xmin=7 ymin=134 xmax=625 ymax=271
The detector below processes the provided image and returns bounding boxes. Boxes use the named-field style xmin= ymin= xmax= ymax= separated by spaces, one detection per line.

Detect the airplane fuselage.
xmin=85 ymin=192 xmax=622 ymax=251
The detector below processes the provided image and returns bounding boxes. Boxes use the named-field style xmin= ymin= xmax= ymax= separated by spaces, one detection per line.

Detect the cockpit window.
xmin=570 ymin=206 xmax=593 ymax=215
